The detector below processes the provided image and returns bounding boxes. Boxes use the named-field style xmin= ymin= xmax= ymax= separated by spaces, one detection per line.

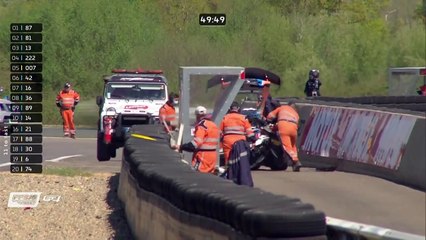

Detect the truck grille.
xmin=121 ymin=114 xmax=150 ymax=126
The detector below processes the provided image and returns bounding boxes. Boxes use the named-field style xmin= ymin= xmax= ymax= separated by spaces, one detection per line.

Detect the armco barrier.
xmin=378 ymin=103 xmax=426 ymax=112
xmin=302 ymin=96 xmax=426 ymax=112
xmin=118 ymin=125 xmax=327 ymax=240
xmin=288 ymin=99 xmax=426 ymax=191
xmin=309 ymin=96 xmax=426 ymax=104
xmin=326 ymin=217 xmax=425 ymax=240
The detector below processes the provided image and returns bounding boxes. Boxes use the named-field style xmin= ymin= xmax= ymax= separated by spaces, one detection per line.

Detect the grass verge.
xmin=43 ymin=97 xmax=99 ymax=127
xmin=43 ymin=166 xmax=93 ymax=177
xmin=74 ymin=99 xmax=99 ymax=127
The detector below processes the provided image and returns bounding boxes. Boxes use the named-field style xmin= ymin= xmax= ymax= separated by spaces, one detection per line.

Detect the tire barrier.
xmin=118 ymin=125 xmax=327 ymax=240
xmin=290 ymin=100 xmax=426 ymax=191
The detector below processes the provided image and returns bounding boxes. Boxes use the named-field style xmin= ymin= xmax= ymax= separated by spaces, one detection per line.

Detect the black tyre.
xmin=242 ymin=204 xmax=326 ymax=238
xmin=250 ymin=145 xmax=267 ymax=170
xmin=249 ymin=153 xmax=264 ymax=170
xmin=270 ymin=158 xmax=288 ymax=171
xmin=97 ymin=132 xmax=111 ymax=161
xmin=268 ymin=149 xmax=288 ymax=171
xmin=109 ymin=146 xmax=117 ymax=158
xmin=251 ymin=163 xmax=261 ymax=170
xmin=231 ymin=195 xmax=301 ymax=231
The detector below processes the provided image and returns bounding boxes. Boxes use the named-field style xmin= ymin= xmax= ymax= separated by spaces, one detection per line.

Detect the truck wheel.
xmin=109 ymin=146 xmax=117 ymax=158
xmin=97 ymin=132 xmax=111 ymax=161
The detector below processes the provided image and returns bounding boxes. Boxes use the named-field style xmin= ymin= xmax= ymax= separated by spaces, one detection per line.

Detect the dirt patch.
xmin=0 ymin=172 xmax=134 ymax=240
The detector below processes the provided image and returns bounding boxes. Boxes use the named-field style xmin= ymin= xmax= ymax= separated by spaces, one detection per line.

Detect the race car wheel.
xmin=249 ymin=153 xmax=263 ymax=170
xmin=251 ymin=163 xmax=261 ymax=170
xmin=97 ymin=132 xmax=111 ymax=161
xmin=268 ymin=151 xmax=288 ymax=171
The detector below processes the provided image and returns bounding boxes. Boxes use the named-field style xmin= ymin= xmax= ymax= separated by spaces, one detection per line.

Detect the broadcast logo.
xmin=8 ymin=192 xmax=41 ymax=208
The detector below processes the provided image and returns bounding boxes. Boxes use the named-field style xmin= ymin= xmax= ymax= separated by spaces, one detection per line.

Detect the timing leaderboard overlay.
xmin=8 ymin=23 xmax=43 ymax=174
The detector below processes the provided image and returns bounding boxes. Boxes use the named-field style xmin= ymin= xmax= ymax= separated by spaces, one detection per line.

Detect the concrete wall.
xmin=292 ymin=100 xmax=426 ymax=191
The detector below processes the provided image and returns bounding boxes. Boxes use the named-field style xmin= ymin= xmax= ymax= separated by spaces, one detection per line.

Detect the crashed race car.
xmin=96 ymin=68 xmax=169 ymax=161
xmin=181 ymin=67 xmax=289 ymax=170
xmin=241 ymin=108 xmax=289 ymax=170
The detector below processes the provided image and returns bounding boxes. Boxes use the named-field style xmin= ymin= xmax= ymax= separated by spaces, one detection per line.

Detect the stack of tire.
xmin=122 ymin=125 xmax=327 ymax=239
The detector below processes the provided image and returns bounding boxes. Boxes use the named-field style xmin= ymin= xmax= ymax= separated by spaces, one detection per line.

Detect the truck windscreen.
xmin=105 ymin=83 xmax=166 ymax=100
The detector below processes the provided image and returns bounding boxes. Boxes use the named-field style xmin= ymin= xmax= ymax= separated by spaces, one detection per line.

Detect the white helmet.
xmin=195 ymin=106 xmax=207 ymax=115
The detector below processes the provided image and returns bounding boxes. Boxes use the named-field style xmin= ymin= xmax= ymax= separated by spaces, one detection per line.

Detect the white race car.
xmin=0 ymin=99 xmax=13 ymax=135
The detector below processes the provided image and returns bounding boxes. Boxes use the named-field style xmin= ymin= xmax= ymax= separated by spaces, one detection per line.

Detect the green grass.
xmin=42 ymin=97 xmax=99 ymax=127
xmin=73 ymin=99 xmax=99 ymax=127
xmin=43 ymin=166 xmax=93 ymax=177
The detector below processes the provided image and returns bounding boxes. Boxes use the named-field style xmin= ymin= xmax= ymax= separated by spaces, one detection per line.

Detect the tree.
xmin=414 ymin=2 xmax=426 ymax=25
xmin=269 ymin=0 xmax=343 ymax=16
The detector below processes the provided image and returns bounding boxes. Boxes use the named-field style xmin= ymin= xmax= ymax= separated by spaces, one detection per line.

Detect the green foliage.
xmin=269 ymin=0 xmax=343 ymax=15
xmin=414 ymin=1 xmax=426 ymax=25
xmin=341 ymin=0 xmax=390 ymax=23
xmin=0 ymin=0 xmax=424 ymax=124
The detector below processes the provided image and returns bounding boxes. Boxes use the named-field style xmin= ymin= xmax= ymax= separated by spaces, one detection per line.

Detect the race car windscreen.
xmin=105 ymin=83 xmax=166 ymax=100
xmin=235 ymin=91 xmax=261 ymax=108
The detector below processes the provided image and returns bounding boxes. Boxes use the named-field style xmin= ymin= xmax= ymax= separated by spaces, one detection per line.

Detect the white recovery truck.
xmin=96 ymin=68 xmax=169 ymax=161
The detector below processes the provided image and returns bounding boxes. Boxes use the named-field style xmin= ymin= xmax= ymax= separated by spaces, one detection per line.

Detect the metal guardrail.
xmin=326 ymin=217 xmax=425 ymax=240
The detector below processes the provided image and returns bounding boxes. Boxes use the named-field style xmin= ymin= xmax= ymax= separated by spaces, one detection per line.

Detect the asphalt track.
xmin=0 ymin=126 xmax=122 ymax=173
xmin=0 ymin=126 xmax=424 ymax=236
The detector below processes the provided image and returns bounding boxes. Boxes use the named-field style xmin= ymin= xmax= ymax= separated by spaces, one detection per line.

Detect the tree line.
xmin=0 ymin=0 xmax=424 ymax=101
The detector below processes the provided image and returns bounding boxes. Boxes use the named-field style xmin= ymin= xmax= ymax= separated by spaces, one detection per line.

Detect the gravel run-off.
xmin=0 ymin=172 xmax=134 ymax=240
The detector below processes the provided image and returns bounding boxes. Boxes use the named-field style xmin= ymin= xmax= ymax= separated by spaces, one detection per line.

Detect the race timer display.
xmin=7 ymin=23 xmax=43 ymax=174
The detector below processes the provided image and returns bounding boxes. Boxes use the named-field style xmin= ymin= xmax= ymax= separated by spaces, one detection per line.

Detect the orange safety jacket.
xmin=181 ymin=118 xmax=220 ymax=173
xmin=56 ymin=90 xmax=80 ymax=109
xmin=191 ymin=119 xmax=220 ymax=151
xmin=159 ymin=102 xmax=176 ymax=123
xmin=267 ymin=105 xmax=299 ymax=125
xmin=220 ymin=112 xmax=254 ymax=138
